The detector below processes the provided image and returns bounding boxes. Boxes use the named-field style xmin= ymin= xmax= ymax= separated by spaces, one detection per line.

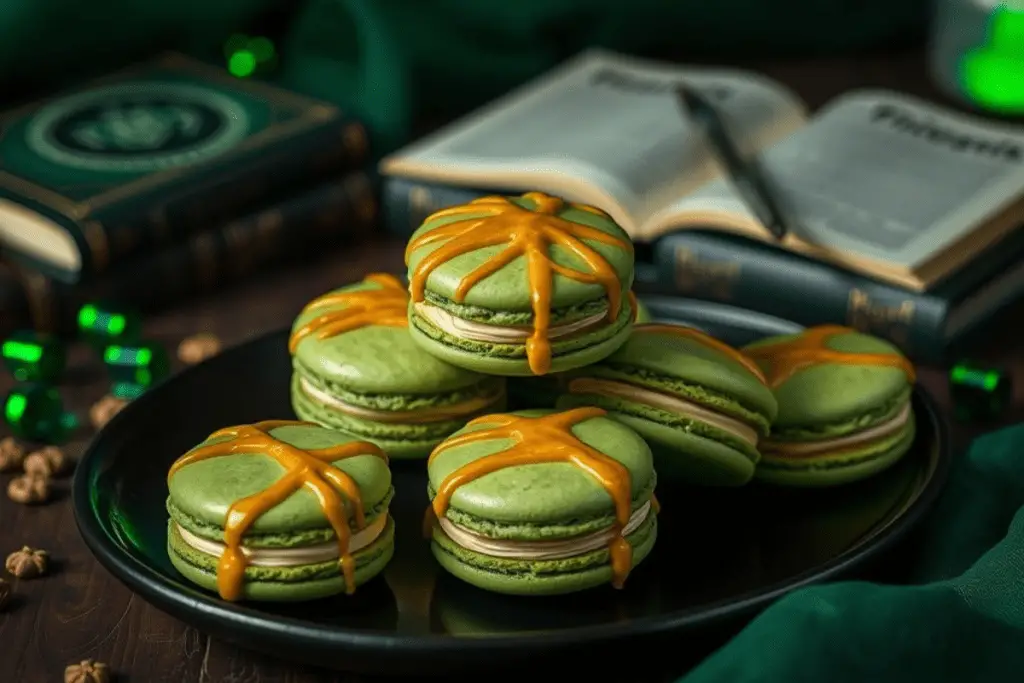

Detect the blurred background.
xmin=0 ymin=0 xmax=1021 ymax=372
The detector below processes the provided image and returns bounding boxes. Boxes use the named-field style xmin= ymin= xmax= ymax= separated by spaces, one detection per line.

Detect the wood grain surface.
xmin=1 ymin=52 xmax=1022 ymax=683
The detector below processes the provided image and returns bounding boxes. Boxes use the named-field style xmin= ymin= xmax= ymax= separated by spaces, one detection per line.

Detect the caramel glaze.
xmin=288 ymin=273 xmax=408 ymax=354
xmin=405 ymin=193 xmax=633 ymax=375
xmin=635 ymin=324 xmax=768 ymax=385
xmin=168 ymin=420 xmax=388 ymax=601
xmin=423 ymin=407 xmax=655 ymax=589
xmin=743 ymin=325 xmax=916 ymax=389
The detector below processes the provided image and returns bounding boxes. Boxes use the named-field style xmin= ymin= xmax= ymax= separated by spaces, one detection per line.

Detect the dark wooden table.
xmin=2 ymin=51 xmax=1023 ymax=683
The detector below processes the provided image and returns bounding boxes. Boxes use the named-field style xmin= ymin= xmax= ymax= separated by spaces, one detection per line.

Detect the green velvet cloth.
xmin=0 ymin=0 xmax=928 ymax=153
xmin=680 ymin=424 xmax=1024 ymax=683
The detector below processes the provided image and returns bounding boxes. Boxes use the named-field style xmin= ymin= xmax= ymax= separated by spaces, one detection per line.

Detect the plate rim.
xmin=72 ymin=324 xmax=951 ymax=658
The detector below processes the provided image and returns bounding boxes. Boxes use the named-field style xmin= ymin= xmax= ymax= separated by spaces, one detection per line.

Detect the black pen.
xmin=675 ymin=84 xmax=791 ymax=241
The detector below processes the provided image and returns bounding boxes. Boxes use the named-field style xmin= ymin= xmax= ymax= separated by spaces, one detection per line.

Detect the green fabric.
xmin=679 ymin=424 xmax=1024 ymax=683
xmin=0 ymin=0 xmax=929 ymax=153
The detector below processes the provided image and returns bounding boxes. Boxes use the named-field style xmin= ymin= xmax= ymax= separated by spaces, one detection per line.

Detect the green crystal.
xmin=2 ymin=330 xmax=66 ymax=382
xmin=103 ymin=341 xmax=170 ymax=390
xmin=4 ymin=383 xmax=74 ymax=443
xmin=949 ymin=362 xmax=1011 ymax=422
xmin=78 ymin=301 xmax=142 ymax=350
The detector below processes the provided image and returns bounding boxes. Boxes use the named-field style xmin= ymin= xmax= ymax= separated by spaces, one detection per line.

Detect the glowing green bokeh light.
xmin=962 ymin=8 xmax=1024 ymax=112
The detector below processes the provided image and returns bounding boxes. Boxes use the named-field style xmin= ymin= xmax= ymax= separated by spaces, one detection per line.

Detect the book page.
xmin=658 ymin=91 xmax=1024 ymax=269
xmin=380 ymin=49 xmax=807 ymax=232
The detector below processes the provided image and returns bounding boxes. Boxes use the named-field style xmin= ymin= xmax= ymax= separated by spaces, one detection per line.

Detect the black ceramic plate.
xmin=73 ymin=299 xmax=950 ymax=678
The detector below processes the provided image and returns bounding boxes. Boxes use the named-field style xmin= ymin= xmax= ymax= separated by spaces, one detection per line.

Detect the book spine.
xmin=17 ymin=171 xmax=378 ymax=335
xmin=382 ymin=177 xmax=488 ymax=236
xmin=379 ymin=177 xmax=954 ymax=363
xmin=642 ymin=234 xmax=950 ymax=363
xmin=78 ymin=120 xmax=371 ymax=281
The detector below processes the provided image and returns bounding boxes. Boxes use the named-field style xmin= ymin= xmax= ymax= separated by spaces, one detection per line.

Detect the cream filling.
xmin=567 ymin=377 xmax=760 ymax=447
xmin=762 ymin=402 xmax=912 ymax=458
xmin=414 ymin=301 xmax=607 ymax=344
xmin=175 ymin=512 xmax=389 ymax=567
xmin=438 ymin=501 xmax=651 ymax=560
xmin=299 ymin=377 xmax=501 ymax=424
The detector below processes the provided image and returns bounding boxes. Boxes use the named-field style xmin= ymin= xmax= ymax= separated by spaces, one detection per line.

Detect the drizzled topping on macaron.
xmin=744 ymin=325 xmax=916 ymax=388
xmin=167 ymin=420 xmax=388 ymax=601
xmin=289 ymin=273 xmax=408 ymax=354
xmin=405 ymin=192 xmax=633 ymax=375
xmin=424 ymin=407 xmax=656 ymax=589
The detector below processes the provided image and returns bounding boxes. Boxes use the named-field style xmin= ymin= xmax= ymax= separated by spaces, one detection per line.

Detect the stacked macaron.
xmin=557 ymin=323 xmax=779 ymax=486
xmin=166 ymin=421 xmax=395 ymax=602
xmin=742 ymin=326 xmax=918 ymax=487
xmin=288 ymin=273 xmax=506 ymax=459
xmin=168 ymin=191 xmax=921 ymax=603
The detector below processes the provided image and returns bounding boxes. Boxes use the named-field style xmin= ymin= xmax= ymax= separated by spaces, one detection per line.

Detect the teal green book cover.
xmin=0 ymin=52 xmax=368 ymax=283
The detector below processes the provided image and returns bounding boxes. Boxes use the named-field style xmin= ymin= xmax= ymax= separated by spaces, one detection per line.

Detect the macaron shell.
xmin=756 ymin=414 xmax=916 ymax=487
xmin=290 ymin=384 xmax=449 ymax=460
xmin=427 ymin=409 xmax=655 ymax=526
xmin=594 ymin=408 xmax=757 ymax=487
xmin=167 ymin=516 xmax=395 ymax=601
xmin=406 ymin=195 xmax=634 ymax=312
xmin=430 ymin=512 xmax=657 ymax=595
xmin=744 ymin=331 xmax=912 ymax=430
xmin=168 ymin=425 xmax=392 ymax=533
xmin=292 ymin=312 xmax=486 ymax=397
xmin=600 ymin=326 xmax=777 ymax=422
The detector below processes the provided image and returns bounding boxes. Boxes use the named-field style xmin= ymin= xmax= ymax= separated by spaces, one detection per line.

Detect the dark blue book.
xmin=379 ymin=175 xmax=1024 ymax=364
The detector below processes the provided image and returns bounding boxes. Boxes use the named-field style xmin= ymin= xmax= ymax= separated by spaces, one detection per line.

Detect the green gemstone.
xmin=103 ymin=341 xmax=170 ymax=389
xmin=949 ymin=362 xmax=1012 ymax=422
xmin=2 ymin=330 xmax=66 ymax=382
xmin=4 ymin=383 xmax=74 ymax=443
xmin=78 ymin=301 xmax=142 ymax=349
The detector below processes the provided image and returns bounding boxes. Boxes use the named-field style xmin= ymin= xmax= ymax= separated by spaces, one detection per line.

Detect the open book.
xmin=380 ymin=49 xmax=1024 ymax=292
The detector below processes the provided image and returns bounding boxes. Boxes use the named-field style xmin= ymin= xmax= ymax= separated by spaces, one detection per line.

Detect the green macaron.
xmin=557 ymin=323 xmax=778 ymax=486
xmin=426 ymin=407 xmax=658 ymax=596
xmin=742 ymin=325 xmax=917 ymax=487
xmin=405 ymin=192 xmax=636 ymax=377
xmin=290 ymin=273 xmax=505 ymax=460
xmin=506 ymin=292 xmax=651 ymax=409
xmin=166 ymin=421 xmax=395 ymax=602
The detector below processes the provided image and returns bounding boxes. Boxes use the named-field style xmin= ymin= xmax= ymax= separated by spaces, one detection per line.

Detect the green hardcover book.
xmin=0 ymin=52 xmax=369 ymax=284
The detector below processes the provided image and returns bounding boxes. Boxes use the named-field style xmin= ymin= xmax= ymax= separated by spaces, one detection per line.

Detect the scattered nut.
xmin=5 ymin=546 xmax=48 ymax=578
xmin=89 ymin=395 xmax=127 ymax=430
xmin=7 ymin=473 xmax=49 ymax=504
xmin=23 ymin=445 xmax=69 ymax=478
xmin=177 ymin=333 xmax=222 ymax=365
xmin=65 ymin=659 xmax=111 ymax=683
xmin=0 ymin=437 xmax=24 ymax=472
xmin=0 ymin=578 xmax=10 ymax=611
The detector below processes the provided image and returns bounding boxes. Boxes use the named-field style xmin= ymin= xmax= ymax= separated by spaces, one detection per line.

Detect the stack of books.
xmin=0 ymin=53 xmax=376 ymax=337
xmin=378 ymin=49 xmax=1024 ymax=365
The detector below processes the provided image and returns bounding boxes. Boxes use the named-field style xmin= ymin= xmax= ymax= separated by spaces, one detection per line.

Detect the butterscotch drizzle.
xmin=167 ymin=420 xmax=388 ymax=601
xmin=426 ymin=407 xmax=645 ymax=588
xmin=743 ymin=325 xmax=916 ymax=388
xmin=288 ymin=272 xmax=408 ymax=354
xmin=635 ymin=323 xmax=767 ymax=384
xmin=405 ymin=193 xmax=633 ymax=375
